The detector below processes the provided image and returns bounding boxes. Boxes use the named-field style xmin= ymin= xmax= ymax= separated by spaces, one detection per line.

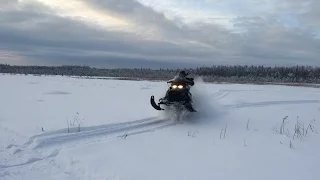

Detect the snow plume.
xmin=188 ymin=76 xmax=225 ymax=122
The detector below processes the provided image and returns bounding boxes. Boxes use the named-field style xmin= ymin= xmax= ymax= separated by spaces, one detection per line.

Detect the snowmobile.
xmin=150 ymin=76 xmax=197 ymax=114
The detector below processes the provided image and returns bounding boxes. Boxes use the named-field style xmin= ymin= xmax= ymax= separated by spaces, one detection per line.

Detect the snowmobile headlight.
xmin=178 ymin=85 xmax=184 ymax=89
xmin=172 ymin=85 xmax=178 ymax=89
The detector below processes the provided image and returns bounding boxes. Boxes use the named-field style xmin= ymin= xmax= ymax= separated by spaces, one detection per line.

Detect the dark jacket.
xmin=184 ymin=77 xmax=194 ymax=86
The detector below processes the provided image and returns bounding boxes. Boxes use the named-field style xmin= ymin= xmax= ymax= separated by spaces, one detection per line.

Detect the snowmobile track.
xmin=31 ymin=117 xmax=172 ymax=150
xmin=21 ymin=116 xmax=159 ymax=148
xmin=226 ymin=100 xmax=320 ymax=109
xmin=0 ymin=116 xmax=178 ymax=169
xmin=212 ymin=90 xmax=231 ymax=100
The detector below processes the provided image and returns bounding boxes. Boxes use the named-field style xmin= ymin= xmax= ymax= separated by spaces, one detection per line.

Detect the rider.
xmin=161 ymin=70 xmax=195 ymax=102
xmin=177 ymin=70 xmax=194 ymax=86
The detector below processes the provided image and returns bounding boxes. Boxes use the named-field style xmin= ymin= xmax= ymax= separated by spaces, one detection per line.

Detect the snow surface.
xmin=0 ymin=74 xmax=320 ymax=180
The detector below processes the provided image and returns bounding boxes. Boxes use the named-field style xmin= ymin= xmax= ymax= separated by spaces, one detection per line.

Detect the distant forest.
xmin=1 ymin=64 xmax=320 ymax=85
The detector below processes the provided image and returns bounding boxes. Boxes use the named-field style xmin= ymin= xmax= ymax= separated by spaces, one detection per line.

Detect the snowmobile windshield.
xmin=167 ymin=76 xmax=185 ymax=83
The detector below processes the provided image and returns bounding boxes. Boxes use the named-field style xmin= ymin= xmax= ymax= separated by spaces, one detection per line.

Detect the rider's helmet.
xmin=178 ymin=71 xmax=187 ymax=78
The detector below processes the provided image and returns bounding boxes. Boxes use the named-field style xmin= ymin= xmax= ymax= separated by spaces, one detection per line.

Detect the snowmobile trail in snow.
xmin=0 ymin=116 xmax=178 ymax=169
xmin=21 ymin=116 xmax=159 ymax=148
xmin=226 ymin=100 xmax=320 ymax=109
xmin=214 ymin=91 xmax=230 ymax=100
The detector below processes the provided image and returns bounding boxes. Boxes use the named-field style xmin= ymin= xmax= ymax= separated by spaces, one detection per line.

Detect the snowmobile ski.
xmin=150 ymin=96 xmax=164 ymax=110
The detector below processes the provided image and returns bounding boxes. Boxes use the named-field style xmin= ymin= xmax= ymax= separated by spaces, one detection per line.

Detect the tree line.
xmin=0 ymin=64 xmax=320 ymax=84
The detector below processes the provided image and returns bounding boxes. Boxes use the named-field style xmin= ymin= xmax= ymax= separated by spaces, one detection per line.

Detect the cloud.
xmin=0 ymin=0 xmax=319 ymax=68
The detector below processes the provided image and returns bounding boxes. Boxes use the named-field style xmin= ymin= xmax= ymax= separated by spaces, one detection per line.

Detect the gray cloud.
xmin=0 ymin=0 xmax=319 ymax=68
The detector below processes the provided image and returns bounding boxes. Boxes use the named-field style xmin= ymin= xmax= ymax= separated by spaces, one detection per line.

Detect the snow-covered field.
xmin=0 ymin=74 xmax=320 ymax=180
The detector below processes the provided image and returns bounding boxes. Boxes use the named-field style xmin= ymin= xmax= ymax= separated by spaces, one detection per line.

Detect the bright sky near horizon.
xmin=0 ymin=0 xmax=319 ymax=68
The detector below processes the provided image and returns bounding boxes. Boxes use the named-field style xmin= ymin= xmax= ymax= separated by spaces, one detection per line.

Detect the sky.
xmin=0 ymin=0 xmax=319 ymax=68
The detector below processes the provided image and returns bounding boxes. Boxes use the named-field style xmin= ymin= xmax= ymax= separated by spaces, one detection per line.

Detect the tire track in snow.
xmin=0 ymin=116 xmax=177 ymax=169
